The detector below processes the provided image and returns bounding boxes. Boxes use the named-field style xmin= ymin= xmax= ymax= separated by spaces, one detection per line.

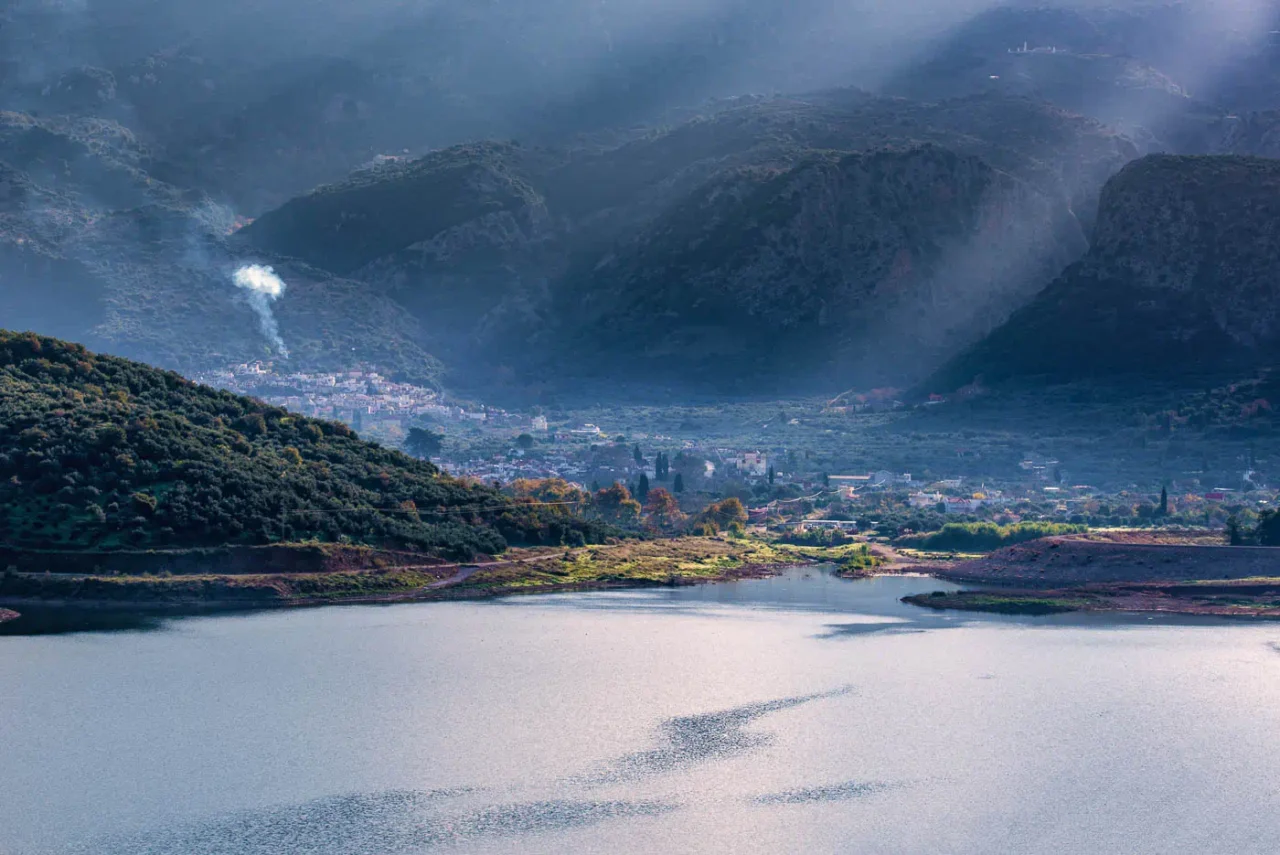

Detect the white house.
xmin=736 ymin=452 xmax=768 ymax=477
xmin=944 ymin=497 xmax=984 ymax=515
xmin=800 ymin=519 xmax=859 ymax=533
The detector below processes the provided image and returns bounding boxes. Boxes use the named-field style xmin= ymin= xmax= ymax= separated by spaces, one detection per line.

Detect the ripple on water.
xmin=75 ymin=791 xmax=675 ymax=855
xmin=754 ymin=780 xmax=898 ymax=805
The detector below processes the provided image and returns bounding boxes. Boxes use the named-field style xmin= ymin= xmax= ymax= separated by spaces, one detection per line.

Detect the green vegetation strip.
xmin=898 ymin=522 xmax=1086 ymax=552
xmin=904 ymin=591 xmax=1093 ymax=615
xmin=459 ymin=537 xmax=807 ymax=591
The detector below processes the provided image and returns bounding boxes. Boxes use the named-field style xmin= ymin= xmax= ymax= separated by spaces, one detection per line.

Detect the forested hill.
xmin=926 ymin=155 xmax=1280 ymax=390
xmin=0 ymin=331 xmax=598 ymax=556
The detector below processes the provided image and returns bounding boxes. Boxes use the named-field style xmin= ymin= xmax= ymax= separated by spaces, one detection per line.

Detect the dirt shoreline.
xmin=0 ymin=561 xmax=792 ymax=617
xmin=906 ymin=584 xmax=1280 ymax=619
xmin=910 ymin=533 xmax=1280 ymax=618
xmin=0 ymin=543 xmax=447 ymax=577
xmin=936 ymin=535 xmax=1279 ymax=587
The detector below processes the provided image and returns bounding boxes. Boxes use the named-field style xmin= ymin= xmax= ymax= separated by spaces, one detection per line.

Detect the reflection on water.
xmin=0 ymin=605 xmax=170 ymax=636
xmin=598 ymin=687 xmax=853 ymax=782
xmin=499 ymin=567 xmax=963 ymax=620
xmin=0 ymin=566 xmax=962 ymax=637
xmin=6 ymin=568 xmax=1280 ymax=855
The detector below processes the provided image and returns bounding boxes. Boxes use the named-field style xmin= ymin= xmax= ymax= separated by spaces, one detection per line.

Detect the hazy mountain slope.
xmin=245 ymin=91 xmax=1132 ymax=271
xmin=548 ymin=146 xmax=1085 ymax=389
xmin=0 ymin=238 xmax=109 ymax=344
xmin=8 ymin=0 xmax=1277 ymax=398
xmin=0 ymin=111 xmax=445 ymax=384
xmin=886 ymin=3 xmax=1280 ymax=159
xmin=893 ymin=4 xmax=1280 ymax=112
xmin=241 ymin=91 xmax=1132 ymax=392
xmin=243 ymin=143 xmax=550 ymax=276
xmin=0 ymin=0 xmax=1009 ymax=211
xmin=538 ymin=91 xmax=1134 ymax=233
xmin=928 ymin=155 xmax=1280 ymax=388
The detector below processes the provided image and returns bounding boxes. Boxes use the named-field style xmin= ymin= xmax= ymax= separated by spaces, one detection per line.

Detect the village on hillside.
xmin=192 ymin=361 xmax=1277 ymax=537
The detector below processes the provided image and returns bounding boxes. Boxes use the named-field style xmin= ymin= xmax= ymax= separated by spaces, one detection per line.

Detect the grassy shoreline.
xmin=0 ymin=537 xmax=822 ymax=616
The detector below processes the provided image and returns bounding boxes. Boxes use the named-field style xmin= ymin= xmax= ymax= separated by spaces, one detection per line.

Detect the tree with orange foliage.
xmin=643 ymin=488 xmax=686 ymax=532
xmin=593 ymin=482 xmax=641 ymax=526
xmin=698 ymin=497 xmax=747 ymax=531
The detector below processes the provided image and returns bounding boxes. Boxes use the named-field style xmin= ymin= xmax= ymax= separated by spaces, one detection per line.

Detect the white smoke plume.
xmin=233 ymin=264 xmax=290 ymax=358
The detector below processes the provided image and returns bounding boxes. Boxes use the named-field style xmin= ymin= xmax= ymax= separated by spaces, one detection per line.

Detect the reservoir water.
xmin=4 ymin=569 xmax=1280 ymax=854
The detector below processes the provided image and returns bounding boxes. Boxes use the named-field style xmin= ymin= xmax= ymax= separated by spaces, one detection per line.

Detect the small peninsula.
xmin=905 ymin=530 xmax=1280 ymax=618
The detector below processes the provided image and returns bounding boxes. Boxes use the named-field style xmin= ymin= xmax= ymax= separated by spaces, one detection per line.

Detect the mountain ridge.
xmin=241 ymin=91 xmax=1134 ymax=392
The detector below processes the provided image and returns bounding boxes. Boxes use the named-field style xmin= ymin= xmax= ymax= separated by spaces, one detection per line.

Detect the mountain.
xmin=0 ymin=110 xmax=445 ymax=384
xmin=0 ymin=0 xmax=1007 ymax=212
xmin=547 ymin=145 xmax=1086 ymax=389
xmin=8 ymin=0 xmax=1280 ymax=398
xmin=242 ymin=91 xmax=1135 ymax=393
xmin=0 ymin=330 xmax=601 ymax=555
xmin=927 ymin=154 xmax=1280 ymax=389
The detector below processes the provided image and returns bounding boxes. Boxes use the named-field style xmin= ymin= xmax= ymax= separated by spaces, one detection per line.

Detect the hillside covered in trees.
xmin=927 ymin=155 xmax=1280 ymax=391
xmin=0 ymin=331 xmax=607 ymax=557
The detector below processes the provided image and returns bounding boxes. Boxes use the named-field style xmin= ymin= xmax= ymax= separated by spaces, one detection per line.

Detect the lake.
xmin=4 ymin=569 xmax=1280 ymax=854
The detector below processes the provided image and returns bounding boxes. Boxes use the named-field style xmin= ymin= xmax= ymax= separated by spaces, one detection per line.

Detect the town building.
xmin=736 ymin=452 xmax=769 ymax=477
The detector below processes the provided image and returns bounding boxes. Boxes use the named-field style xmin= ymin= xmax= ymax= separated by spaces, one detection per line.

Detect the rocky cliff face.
xmin=929 ymin=154 xmax=1280 ymax=389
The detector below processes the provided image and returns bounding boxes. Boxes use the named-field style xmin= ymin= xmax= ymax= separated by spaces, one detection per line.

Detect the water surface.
xmin=4 ymin=570 xmax=1280 ymax=854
